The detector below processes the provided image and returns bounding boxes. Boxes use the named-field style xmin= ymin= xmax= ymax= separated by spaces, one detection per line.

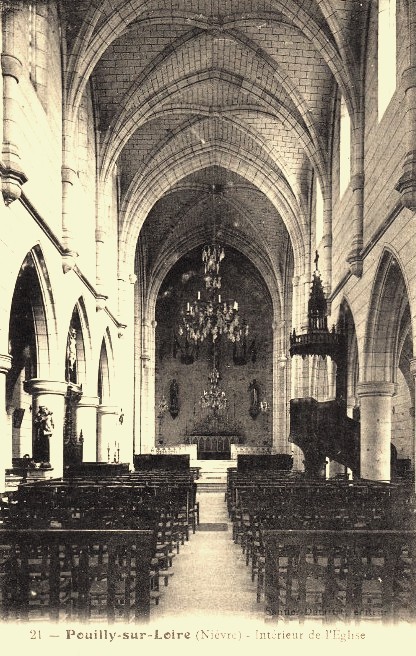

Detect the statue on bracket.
xmin=66 ymin=327 xmax=77 ymax=383
xmin=248 ymin=378 xmax=260 ymax=419
xmin=33 ymin=405 xmax=54 ymax=465
xmin=169 ymin=378 xmax=180 ymax=418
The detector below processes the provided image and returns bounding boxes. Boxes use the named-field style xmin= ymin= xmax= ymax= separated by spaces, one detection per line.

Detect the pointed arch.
xmin=65 ymin=297 xmax=92 ymax=387
xmin=338 ymin=298 xmax=359 ymax=407
xmin=7 ymin=246 xmax=57 ymax=396
xmin=363 ymin=250 xmax=412 ymax=383
xmin=6 ymin=246 xmax=57 ymax=459
xmin=97 ymin=328 xmax=115 ymax=404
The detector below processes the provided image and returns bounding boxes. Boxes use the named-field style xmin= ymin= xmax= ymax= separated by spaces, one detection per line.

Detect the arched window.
xmin=378 ymin=0 xmax=396 ymax=120
xmin=339 ymin=96 xmax=351 ymax=197
xmin=315 ymin=177 xmax=323 ymax=248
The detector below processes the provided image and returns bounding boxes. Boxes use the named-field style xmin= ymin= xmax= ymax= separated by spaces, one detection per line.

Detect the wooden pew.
xmin=0 ymin=528 xmax=155 ymax=622
xmin=263 ymin=528 xmax=416 ymax=623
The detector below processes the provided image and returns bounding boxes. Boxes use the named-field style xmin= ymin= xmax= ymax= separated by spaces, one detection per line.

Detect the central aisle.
xmin=150 ymin=490 xmax=265 ymax=620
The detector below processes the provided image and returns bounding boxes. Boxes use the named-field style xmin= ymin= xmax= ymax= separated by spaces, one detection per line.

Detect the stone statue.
xmin=248 ymin=378 xmax=260 ymax=419
xmin=169 ymin=379 xmax=179 ymax=418
xmin=66 ymin=327 xmax=77 ymax=382
xmin=33 ymin=405 xmax=54 ymax=464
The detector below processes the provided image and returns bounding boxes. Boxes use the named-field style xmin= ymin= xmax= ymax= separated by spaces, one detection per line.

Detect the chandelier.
xmin=200 ymin=367 xmax=227 ymax=414
xmin=174 ymin=184 xmax=249 ymax=361
xmin=202 ymin=244 xmax=224 ymax=289
xmin=178 ymin=291 xmax=248 ymax=345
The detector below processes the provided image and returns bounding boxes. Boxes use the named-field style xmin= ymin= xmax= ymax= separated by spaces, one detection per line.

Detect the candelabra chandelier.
xmin=178 ymin=243 xmax=248 ymax=346
xmin=178 ymin=290 xmax=248 ymax=345
xmin=175 ymin=184 xmax=249 ymax=356
xmin=200 ymin=367 xmax=227 ymax=413
xmin=202 ymin=244 xmax=224 ymax=289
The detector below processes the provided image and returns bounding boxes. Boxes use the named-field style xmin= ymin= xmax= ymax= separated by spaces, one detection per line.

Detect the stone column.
xmin=409 ymin=358 xmax=416 ymax=492
xmin=347 ymin=107 xmax=365 ymax=277
xmin=357 ymin=381 xmax=395 ymax=481
xmin=75 ymin=395 xmax=99 ymax=461
xmin=138 ymin=316 xmax=156 ymax=453
xmin=96 ymin=405 xmax=119 ymax=462
xmin=0 ymin=354 xmax=12 ymax=491
xmin=321 ymin=190 xmax=332 ymax=295
xmin=95 ymin=227 xmax=107 ymax=301
xmin=0 ymin=51 xmax=27 ymax=204
xmin=395 ymin=7 xmax=416 ymax=209
xmin=24 ymin=379 xmax=67 ymax=478
xmin=272 ymin=320 xmax=289 ymax=453
xmin=61 ymin=164 xmax=79 ymax=273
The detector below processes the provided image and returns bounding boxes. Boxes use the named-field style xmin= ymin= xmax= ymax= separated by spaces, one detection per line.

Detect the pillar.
xmin=61 ymin=165 xmax=79 ymax=272
xmin=272 ymin=320 xmax=289 ymax=453
xmin=24 ymin=379 xmax=67 ymax=478
xmin=139 ymin=316 xmax=156 ymax=453
xmin=96 ymin=405 xmax=119 ymax=462
xmin=395 ymin=6 xmax=416 ymax=209
xmin=321 ymin=191 xmax=332 ymax=295
xmin=0 ymin=48 xmax=27 ymax=204
xmin=0 ymin=354 xmax=12 ymax=491
xmin=95 ymin=227 xmax=107 ymax=298
xmin=347 ymin=106 xmax=365 ymax=277
xmin=357 ymin=381 xmax=395 ymax=481
xmin=409 ymin=358 xmax=416 ymax=491
xmin=75 ymin=395 xmax=99 ymax=461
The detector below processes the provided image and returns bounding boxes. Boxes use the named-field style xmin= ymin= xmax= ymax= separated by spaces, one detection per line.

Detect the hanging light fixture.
xmin=177 ymin=184 xmax=249 ymax=349
xmin=200 ymin=367 xmax=227 ymax=414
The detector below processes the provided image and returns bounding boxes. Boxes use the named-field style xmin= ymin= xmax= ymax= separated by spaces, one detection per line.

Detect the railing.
xmin=230 ymin=445 xmax=275 ymax=460
xmin=0 ymin=528 xmax=155 ymax=623
xmin=150 ymin=444 xmax=198 ymax=459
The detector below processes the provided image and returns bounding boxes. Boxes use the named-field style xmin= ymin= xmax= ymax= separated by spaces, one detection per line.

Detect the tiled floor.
xmin=150 ymin=491 xmax=265 ymax=621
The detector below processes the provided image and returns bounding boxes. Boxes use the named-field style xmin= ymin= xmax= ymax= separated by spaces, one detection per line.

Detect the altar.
xmin=186 ymin=434 xmax=242 ymax=459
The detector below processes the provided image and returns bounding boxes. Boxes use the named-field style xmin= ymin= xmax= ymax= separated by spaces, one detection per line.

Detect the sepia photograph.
xmin=0 ymin=0 xmax=415 ymax=653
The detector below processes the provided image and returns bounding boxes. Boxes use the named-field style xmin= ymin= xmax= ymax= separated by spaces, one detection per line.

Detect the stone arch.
xmin=338 ymin=298 xmax=359 ymax=412
xmin=6 ymin=246 xmax=57 ymax=460
xmin=65 ymin=297 xmax=92 ymax=388
xmin=119 ymin=148 xmax=305 ymax=278
xmin=66 ymin=2 xmax=355 ymax=131
xmin=363 ymin=250 xmax=412 ymax=384
xmin=97 ymin=332 xmax=113 ymax=404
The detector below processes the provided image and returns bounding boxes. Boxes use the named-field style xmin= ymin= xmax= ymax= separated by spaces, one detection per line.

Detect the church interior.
xmin=0 ymin=0 xmax=416 ymax=625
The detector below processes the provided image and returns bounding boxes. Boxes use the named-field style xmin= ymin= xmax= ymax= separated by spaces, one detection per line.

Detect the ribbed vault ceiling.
xmin=62 ymin=0 xmax=369 ymax=289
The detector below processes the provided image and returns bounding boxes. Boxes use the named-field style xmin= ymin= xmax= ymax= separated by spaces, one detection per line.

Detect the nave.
xmin=0 ymin=457 xmax=415 ymax=625
xmin=150 ymin=488 xmax=263 ymax=620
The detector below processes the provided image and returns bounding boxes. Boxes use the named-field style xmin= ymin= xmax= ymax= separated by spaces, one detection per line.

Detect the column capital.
xmin=409 ymin=357 xmax=416 ymax=377
xmin=1 ymin=53 xmax=22 ymax=82
xmin=23 ymin=379 xmax=68 ymax=397
xmin=77 ymin=395 xmax=100 ymax=408
xmin=62 ymin=249 xmax=79 ymax=274
xmin=97 ymin=405 xmax=119 ymax=416
xmin=0 ymin=353 xmax=12 ymax=374
xmin=356 ymin=381 xmax=396 ymax=398
xmin=401 ymin=66 xmax=416 ymax=93
xmin=277 ymin=354 xmax=288 ymax=369
xmin=61 ymin=165 xmax=78 ymax=186
xmin=351 ymin=173 xmax=365 ymax=192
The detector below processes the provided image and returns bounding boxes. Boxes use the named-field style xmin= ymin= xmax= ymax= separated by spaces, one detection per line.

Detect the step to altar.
xmin=193 ymin=459 xmax=235 ymax=492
